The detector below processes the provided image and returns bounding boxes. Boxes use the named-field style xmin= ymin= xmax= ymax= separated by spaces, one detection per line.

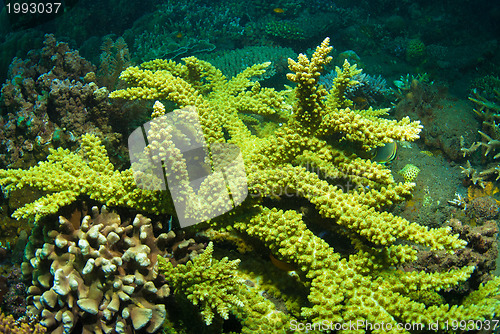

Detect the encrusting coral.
xmin=1 ymin=38 xmax=500 ymax=332
xmin=405 ymin=219 xmax=498 ymax=291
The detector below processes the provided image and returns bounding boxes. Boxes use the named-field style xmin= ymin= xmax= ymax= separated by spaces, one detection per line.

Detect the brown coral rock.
xmin=466 ymin=195 xmax=500 ymax=222
xmin=0 ymin=34 xmax=124 ymax=169
xmin=404 ymin=219 xmax=498 ymax=292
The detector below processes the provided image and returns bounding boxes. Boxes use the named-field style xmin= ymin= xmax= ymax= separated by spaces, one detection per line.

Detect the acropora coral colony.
xmin=0 ymin=38 xmax=499 ymax=333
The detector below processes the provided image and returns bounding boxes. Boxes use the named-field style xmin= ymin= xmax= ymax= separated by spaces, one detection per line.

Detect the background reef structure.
xmin=0 ymin=38 xmax=499 ymax=332
xmin=0 ymin=34 xmax=125 ymax=170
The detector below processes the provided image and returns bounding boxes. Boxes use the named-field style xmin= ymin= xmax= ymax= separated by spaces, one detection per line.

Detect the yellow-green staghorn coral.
xmin=0 ymin=312 xmax=46 ymax=333
xmin=1 ymin=38 xmax=499 ymax=333
xmin=109 ymin=37 xmax=499 ymax=331
xmin=227 ymin=205 xmax=481 ymax=329
xmin=0 ymin=133 xmax=175 ymax=222
xmin=158 ymin=242 xmax=245 ymax=326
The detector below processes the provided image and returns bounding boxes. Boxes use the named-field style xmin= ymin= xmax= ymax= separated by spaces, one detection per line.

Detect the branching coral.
xmin=0 ymin=134 xmax=175 ymax=222
xmin=460 ymin=90 xmax=500 ymax=184
xmin=158 ymin=242 xmax=244 ymax=326
xmin=108 ymin=37 xmax=499 ymax=330
xmin=0 ymin=313 xmax=46 ymax=333
xmin=1 ymin=38 xmax=499 ymax=332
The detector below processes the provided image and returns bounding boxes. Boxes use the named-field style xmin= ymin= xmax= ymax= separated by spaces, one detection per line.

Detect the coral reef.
xmin=96 ymin=36 xmax=132 ymax=90
xmin=265 ymin=20 xmax=305 ymax=40
xmin=0 ymin=197 xmax=32 ymax=246
xmin=1 ymin=38 xmax=499 ymax=332
xmin=124 ymin=1 xmax=244 ymax=62
xmin=319 ymin=70 xmax=393 ymax=108
xmin=0 ymin=265 xmax=28 ymax=319
xmin=21 ymin=202 xmax=249 ymax=333
xmin=405 ymin=38 xmax=426 ymax=64
xmin=466 ymin=196 xmax=500 ymax=222
xmin=469 ymin=88 xmax=500 ymax=154
xmin=0 ymin=134 xmax=176 ymax=222
xmin=393 ymin=74 xmax=477 ymax=161
xmin=158 ymin=242 xmax=244 ymax=326
xmin=460 ymin=160 xmax=487 ymax=188
xmin=470 ymin=75 xmax=500 ymax=100
xmin=262 ymin=4 xmax=344 ymax=42
xmin=0 ymin=34 xmax=124 ymax=169
xmin=133 ymin=30 xmax=215 ymax=63
xmin=460 ymin=89 xmax=500 ymax=185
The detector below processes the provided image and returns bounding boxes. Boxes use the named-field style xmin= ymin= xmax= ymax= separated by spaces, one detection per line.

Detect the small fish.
xmin=167 ymin=216 xmax=173 ymax=231
xmin=175 ymin=32 xmax=183 ymax=39
xmin=371 ymin=141 xmax=397 ymax=164
xmin=352 ymin=96 xmax=368 ymax=109
xmin=270 ymin=253 xmax=295 ymax=271
xmin=273 ymin=7 xmax=284 ymax=13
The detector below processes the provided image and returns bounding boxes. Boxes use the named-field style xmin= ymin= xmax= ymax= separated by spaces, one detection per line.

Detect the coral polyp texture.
xmin=1 ymin=38 xmax=499 ymax=333
xmin=0 ymin=312 xmax=46 ymax=333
